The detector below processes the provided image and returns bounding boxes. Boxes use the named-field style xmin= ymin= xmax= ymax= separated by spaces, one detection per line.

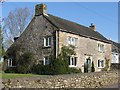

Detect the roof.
xmin=110 ymin=40 xmax=120 ymax=53
xmin=44 ymin=14 xmax=110 ymax=43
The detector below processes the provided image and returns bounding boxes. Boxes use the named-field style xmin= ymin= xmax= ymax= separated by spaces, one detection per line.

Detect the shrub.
xmin=31 ymin=45 xmax=82 ymax=75
xmin=4 ymin=67 xmax=16 ymax=73
xmin=16 ymin=52 xmax=34 ymax=73
xmin=49 ymin=58 xmax=69 ymax=75
xmin=32 ymin=57 xmax=82 ymax=75
xmin=102 ymin=58 xmax=110 ymax=71
xmin=84 ymin=62 xmax=88 ymax=73
xmin=32 ymin=64 xmax=51 ymax=75
xmin=68 ymin=68 xmax=81 ymax=74
xmin=32 ymin=56 xmax=69 ymax=75
xmin=91 ymin=61 xmax=95 ymax=72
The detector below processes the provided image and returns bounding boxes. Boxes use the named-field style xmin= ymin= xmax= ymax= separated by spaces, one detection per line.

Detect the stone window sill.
xmin=42 ymin=46 xmax=51 ymax=48
xmin=98 ymin=51 xmax=105 ymax=53
xmin=8 ymin=66 xmax=16 ymax=68
xmin=98 ymin=67 xmax=104 ymax=69
xmin=69 ymin=65 xmax=77 ymax=68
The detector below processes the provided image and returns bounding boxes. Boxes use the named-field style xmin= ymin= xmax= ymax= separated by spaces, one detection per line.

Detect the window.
xmin=44 ymin=37 xmax=51 ymax=47
xmin=98 ymin=43 xmax=104 ymax=52
xmin=68 ymin=37 xmax=78 ymax=46
xmin=112 ymin=53 xmax=119 ymax=63
xmin=8 ymin=58 xmax=16 ymax=67
xmin=98 ymin=60 xmax=104 ymax=68
xmin=69 ymin=57 xmax=77 ymax=67
xmin=43 ymin=56 xmax=50 ymax=65
xmin=0 ymin=57 xmax=3 ymax=62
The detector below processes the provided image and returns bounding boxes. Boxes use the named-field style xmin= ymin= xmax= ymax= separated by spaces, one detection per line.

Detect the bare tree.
xmin=3 ymin=7 xmax=33 ymax=49
xmin=0 ymin=0 xmax=5 ymax=3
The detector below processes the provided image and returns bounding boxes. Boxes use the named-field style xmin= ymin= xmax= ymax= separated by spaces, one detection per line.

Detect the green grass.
xmin=1 ymin=73 xmax=44 ymax=79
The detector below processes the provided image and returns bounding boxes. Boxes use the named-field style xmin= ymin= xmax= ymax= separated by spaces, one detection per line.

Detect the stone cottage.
xmin=110 ymin=40 xmax=120 ymax=70
xmin=4 ymin=4 xmax=112 ymax=73
xmin=110 ymin=40 xmax=120 ymax=64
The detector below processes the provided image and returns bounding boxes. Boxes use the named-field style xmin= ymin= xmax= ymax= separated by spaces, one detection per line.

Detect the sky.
xmin=1 ymin=2 xmax=118 ymax=42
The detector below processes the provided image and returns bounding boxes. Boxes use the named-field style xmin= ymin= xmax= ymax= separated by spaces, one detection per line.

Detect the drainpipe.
xmin=56 ymin=30 xmax=58 ymax=58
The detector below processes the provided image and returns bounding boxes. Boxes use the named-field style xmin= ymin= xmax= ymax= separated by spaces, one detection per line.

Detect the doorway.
xmin=84 ymin=56 xmax=92 ymax=73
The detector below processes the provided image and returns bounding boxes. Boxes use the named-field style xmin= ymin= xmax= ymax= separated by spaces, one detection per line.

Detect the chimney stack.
xmin=35 ymin=4 xmax=47 ymax=16
xmin=89 ymin=23 xmax=96 ymax=31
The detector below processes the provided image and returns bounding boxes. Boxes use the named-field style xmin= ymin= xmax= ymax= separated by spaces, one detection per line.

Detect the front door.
xmin=84 ymin=57 xmax=91 ymax=73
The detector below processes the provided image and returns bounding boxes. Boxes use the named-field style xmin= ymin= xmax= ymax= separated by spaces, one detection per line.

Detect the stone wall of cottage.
xmin=58 ymin=31 xmax=112 ymax=72
xmin=2 ymin=71 xmax=118 ymax=88
xmin=7 ymin=15 xmax=57 ymax=64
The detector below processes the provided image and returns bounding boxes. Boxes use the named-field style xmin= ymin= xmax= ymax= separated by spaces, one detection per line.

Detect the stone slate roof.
xmin=110 ymin=40 xmax=120 ymax=53
xmin=44 ymin=14 xmax=110 ymax=43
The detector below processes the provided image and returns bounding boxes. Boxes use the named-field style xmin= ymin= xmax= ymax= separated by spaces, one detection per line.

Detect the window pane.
xmin=9 ymin=59 xmax=12 ymax=66
xmin=74 ymin=57 xmax=77 ymax=66
xmin=69 ymin=57 xmax=71 ymax=65
xmin=72 ymin=38 xmax=75 ymax=45
xmin=75 ymin=38 xmax=78 ymax=45
xmin=46 ymin=38 xmax=48 ymax=46
xmin=44 ymin=56 xmax=50 ymax=65
xmin=44 ymin=37 xmax=51 ymax=46
xmin=12 ymin=59 xmax=16 ymax=66
xmin=98 ymin=60 xmax=104 ymax=67
xmin=98 ymin=60 xmax=100 ymax=67
xmin=98 ymin=43 xmax=104 ymax=52
xmin=101 ymin=61 xmax=104 ymax=67
xmin=44 ymin=38 xmax=46 ymax=46
xmin=48 ymin=37 xmax=51 ymax=46
xmin=45 ymin=59 xmax=49 ymax=65
xmin=69 ymin=57 xmax=77 ymax=66
xmin=71 ymin=57 xmax=74 ymax=65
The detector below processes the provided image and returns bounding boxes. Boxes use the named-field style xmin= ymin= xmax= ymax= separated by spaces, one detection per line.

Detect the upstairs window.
xmin=43 ymin=56 xmax=50 ymax=65
xmin=98 ymin=43 xmax=104 ymax=52
xmin=98 ymin=60 xmax=104 ymax=68
xmin=68 ymin=37 xmax=78 ymax=46
xmin=69 ymin=57 xmax=77 ymax=67
xmin=44 ymin=37 xmax=51 ymax=47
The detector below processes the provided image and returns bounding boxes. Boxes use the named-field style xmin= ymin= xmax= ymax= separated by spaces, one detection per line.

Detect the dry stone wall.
xmin=2 ymin=71 xmax=118 ymax=89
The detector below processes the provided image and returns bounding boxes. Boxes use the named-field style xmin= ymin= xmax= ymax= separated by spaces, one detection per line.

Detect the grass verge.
xmin=1 ymin=73 xmax=43 ymax=79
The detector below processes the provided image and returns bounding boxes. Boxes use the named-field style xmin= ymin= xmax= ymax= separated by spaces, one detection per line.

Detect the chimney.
xmin=89 ymin=23 xmax=96 ymax=31
xmin=35 ymin=4 xmax=47 ymax=16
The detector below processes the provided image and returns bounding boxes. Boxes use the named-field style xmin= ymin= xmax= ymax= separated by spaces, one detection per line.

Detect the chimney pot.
xmin=89 ymin=23 xmax=96 ymax=31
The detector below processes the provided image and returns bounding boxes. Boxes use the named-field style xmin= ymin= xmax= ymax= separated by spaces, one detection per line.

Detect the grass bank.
xmin=1 ymin=73 xmax=44 ymax=79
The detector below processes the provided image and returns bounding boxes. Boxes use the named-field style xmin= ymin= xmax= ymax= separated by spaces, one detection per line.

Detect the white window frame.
xmin=98 ymin=60 xmax=104 ymax=68
xmin=69 ymin=57 xmax=77 ymax=67
xmin=112 ymin=52 xmax=119 ymax=63
xmin=43 ymin=36 xmax=51 ymax=47
xmin=68 ymin=37 xmax=78 ymax=46
xmin=8 ymin=58 xmax=16 ymax=67
xmin=0 ymin=57 xmax=3 ymax=62
xmin=43 ymin=56 xmax=50 ymax=65
xmin=98 ymin=43 xmax=104 ymax=52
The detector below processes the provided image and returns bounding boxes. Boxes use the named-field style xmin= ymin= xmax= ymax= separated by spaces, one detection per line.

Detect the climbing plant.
xmin=91 ymin=61 xmax=95 ymax=72
xmin=102 ymin=58 xmax=110 ymax=71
